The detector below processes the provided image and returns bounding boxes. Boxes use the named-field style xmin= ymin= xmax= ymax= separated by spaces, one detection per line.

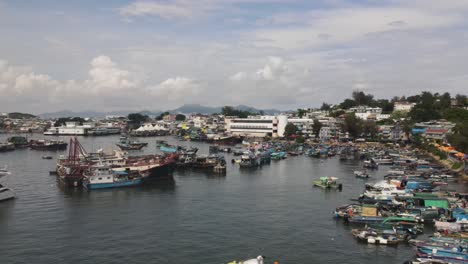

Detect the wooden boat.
xmin=351 ymin=228 xmax=400 ymax=246
xmin=354 ymin=170 xmax=370 ymax=179
xmin=313 ymin=177 xmax=342 ymax=190
xmin=116 ymin=137 xmax=147 ymax=150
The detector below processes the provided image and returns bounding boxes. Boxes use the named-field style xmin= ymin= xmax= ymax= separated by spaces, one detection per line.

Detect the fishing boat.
xmin=83 ymin=166 xmax=143 ymax=189
xmin=354 ymin=170 xmax=370 ymax=178
xmin=42 ymin=155 xmax=53 ymax=160
xmin=270 ymin=152 xmax=286 ymax=160
xmin=417 ymin=246 xmax=468 ymax=261
xmin=0 ymin=183 xmax=15 ymax=202
xmin=363 ymin=159 xmax=379 ymax=169
xmin=29 ymin=139 xmax=68 ymax=151
xmin=239 ymin=152 xmax=261 ymax=168
xmin=313 ymin=177 xmax=342 ymax=190
xmin=0 ymin=142 xmax=15 ymax=152
xmin=116 ymin=137 xmax=147 ymax=150
xmin=7 ymin=136 xmax=29 ymax=148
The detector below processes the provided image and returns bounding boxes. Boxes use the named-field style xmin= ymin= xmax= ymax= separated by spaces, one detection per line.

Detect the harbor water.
xmin=0 ymin=135 xmax=457 ymax=263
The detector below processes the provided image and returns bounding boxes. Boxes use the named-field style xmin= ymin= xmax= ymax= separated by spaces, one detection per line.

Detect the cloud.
xmin=119 ymin=1 xmax=193 ymax=19
xmin=252 ymin=7 xmax=462 ymax=50
xmin=229 ymin=71 xmax=247 ymax=81
xmin=87 ymin=56 xmax=137 ymax=93
xmin=255 ymin=56 xmax=288 ymax=80
xmin=149 ymin=77 xmax=200 ymax=100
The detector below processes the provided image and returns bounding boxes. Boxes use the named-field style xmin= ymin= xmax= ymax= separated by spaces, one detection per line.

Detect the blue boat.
xmin=83 ymin=167 xmax=143 ymax=190
xmin=417 ymin=246 xmax=468 ymax=261
xmin=160 ymin=146 xmax=178 ymax=153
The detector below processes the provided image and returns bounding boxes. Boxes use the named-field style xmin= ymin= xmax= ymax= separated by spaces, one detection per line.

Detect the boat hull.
xmin=84 ymin=179 xmax=142 ymax=189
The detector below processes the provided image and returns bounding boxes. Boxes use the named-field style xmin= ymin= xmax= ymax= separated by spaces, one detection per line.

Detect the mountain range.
xmin=38 ymin=104 xmax=282 ymax=119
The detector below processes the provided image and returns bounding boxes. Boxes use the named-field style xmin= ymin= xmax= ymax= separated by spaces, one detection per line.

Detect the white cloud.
xmin=87 ymin=55 xmax=137 ymax=93
xmin=255 ymin=56 xmax=288 ymax=80
xmin=150 ymin=77 xmax=200 ymax=100
xmin=229 ymin=71 xmax=247 ymax=81
xmin=253 ymin=7 xmax=462 ymax=50
xmin=119 ymin=1 xmax=193 ymax=19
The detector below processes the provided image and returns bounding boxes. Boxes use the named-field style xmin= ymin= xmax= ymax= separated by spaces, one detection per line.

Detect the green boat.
xmin=313 ymin=177 xmax=342 ymax=190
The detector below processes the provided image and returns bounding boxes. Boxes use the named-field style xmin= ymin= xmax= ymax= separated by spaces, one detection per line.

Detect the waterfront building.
xmin=225 ymin=115 xmax=288 ymax=138
xmin=44 ymin=121 xmax=94 ymax=135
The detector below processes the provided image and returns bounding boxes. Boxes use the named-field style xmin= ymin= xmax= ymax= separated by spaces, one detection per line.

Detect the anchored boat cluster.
xmin=330 ymin=146 xmax=468 ymax=263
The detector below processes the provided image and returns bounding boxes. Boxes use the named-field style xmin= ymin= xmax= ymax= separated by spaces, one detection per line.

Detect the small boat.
xmin=233 ymin=148 xmax=244 ymax=156
xmin=213 ymin=163 xmax=227 ymax=173
xmin=363 ymin=159 xmax=379 ymax=169
xmin=354 ymin=170 xmax=370 ymax=179
xmin=270 ymin=152 xmax=286 ymax=160
xmin=313 ymin=177 xmax=342 ymax=190
xmin=116 ymin=137 xmax=147 ymax=151
xmin=351 ymin=228 xmax=400 ymax=245
xmin=0 ymin=184 xmax=15 ymax=202
xmin=0 ymin=166 xmax=11 ymax=177
xmin=160 ymin=146 xmax=178 ymax=153
xmin=227 ymin=255 xmax=265 ymax=264
xmin=42 ymin=155 xmax=53 ymax=160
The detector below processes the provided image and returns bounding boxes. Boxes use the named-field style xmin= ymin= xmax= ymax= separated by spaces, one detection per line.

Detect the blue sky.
xmin=1 ymin=0 xmax=468 ymax=113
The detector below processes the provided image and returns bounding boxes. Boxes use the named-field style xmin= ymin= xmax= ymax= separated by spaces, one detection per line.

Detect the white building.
xmin=225 ymin=115 xmax=288 ymax=138
xmin=44 ymin=121 xmax=95 ymax=135
xmin=394 ymin=102 xmax=416 ymax=112
xmin=349 ymin=106 xmax=389 ymax=120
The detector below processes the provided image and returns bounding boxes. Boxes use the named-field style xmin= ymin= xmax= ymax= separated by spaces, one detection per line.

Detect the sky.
xmin=1 ymin=0 xmax=468 ymax=114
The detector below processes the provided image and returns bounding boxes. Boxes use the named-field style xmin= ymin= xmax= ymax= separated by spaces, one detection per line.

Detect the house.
xmin=394 ymin=102 xmax=416 ymax=112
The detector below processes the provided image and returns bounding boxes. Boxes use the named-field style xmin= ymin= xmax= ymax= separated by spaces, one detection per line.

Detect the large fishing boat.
xmin=30 ymin=139 xmax=68 ymax=151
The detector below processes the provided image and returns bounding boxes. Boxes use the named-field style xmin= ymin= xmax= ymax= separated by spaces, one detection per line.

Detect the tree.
xmin=128 ymin=113 xmax=149 ymax=129
xmin=339 ymin=99 xmax=357 ymax=109
xmin=297 ymin=108 xmax=307 ymax=118
xmin=329 ymin=110 xmax=345 ymax=117
xmin=447 ymin=122 xmax=468 ymax=153
xmin=54 ymin=117 xmax=85 ymax=127
xmin=296 ymin=135 xmax=306 ymax=143
xmin=284 ymin=123 xmax=298 ymax=138
xmin=128 ymin=113 xmax=148 ymax=124
xmin=442 ymin=108 xmax=468 ymax=124
xmin=312 ymin=119 xmax=322 ymax=139
xmin=320 ymin=103 xmax=332 ymax=111
xmin=438 ymin=92 xmax=452 ymax=110
xmin=352 ymin=91 xmax=374 ymax=106
xmin=391 ymin=110 xmax=408 ymax=120
xmin=362 ymin=120 xmax=378 ymax=139
xmin=342 ymin=113 xmax=363 ymax=139
xmin=456 ymin=94 xmax=468 ymax=107
xmin=374 ymin=99 xmax=394 ymax=113
xmin=175 ymin=114 xmax=186 ymax=121
xmin=221 ymin=106 xmax=257 ymax=118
